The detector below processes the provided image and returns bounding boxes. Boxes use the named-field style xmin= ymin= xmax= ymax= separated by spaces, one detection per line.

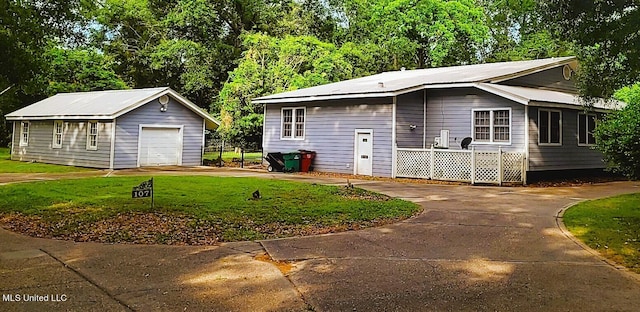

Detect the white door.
xmin=355 ymin=130 xmax=373 ymax=176
xmin=138 ymin=127 xmax=182 ymax=166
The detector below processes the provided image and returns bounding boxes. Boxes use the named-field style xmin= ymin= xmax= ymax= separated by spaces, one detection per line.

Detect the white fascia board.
xmin=421 ymin=83 xmax=476 ymax=89
xmin=253 ymin=92 xmax=398 ymax=104
xmin=474 ymin=83 xmax=530 ymax=105
xmin=5 ymin=115 xmax=114 ymax=121
xmin=111 ymin=87 xmax=171 ymax=118
xmin=253 ymin=83 xmax=478 ymax=105
xmin=164 ymin=89 xmax=220 ymax=129
xmin=529 ymin=101 xmax=611 ymax=112
xmin=111 ymin=88 xmax=220 ymax=129
xmin=488 ymin=58 xmax=576 ymax=83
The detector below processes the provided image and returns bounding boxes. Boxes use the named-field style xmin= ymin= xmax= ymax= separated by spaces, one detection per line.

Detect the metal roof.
xmin=5 ymin=87 xmax=219 ymax=129
xmin=476 ymin=83 xmax=624 ymax=110
xmin=253 ymin=57 xmax=577 ymax=103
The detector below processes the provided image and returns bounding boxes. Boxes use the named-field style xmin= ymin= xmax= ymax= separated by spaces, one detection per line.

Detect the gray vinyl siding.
xmin=527 ymin=106 xmax=605 ymax=171
xmin=502 ymin=67 xmax=577 ymax=93
xmin=263 ymin=98 xmax=393 ymax=177
xmin=113 ymin=97 xmax=204 ymax=168
xmin=396 ymin=90 xmax=426 ymax=148
xmin=10 ymin=119 xmax=112 ymax=168
xmin=424 ymin=89 xmax=526 ymax=152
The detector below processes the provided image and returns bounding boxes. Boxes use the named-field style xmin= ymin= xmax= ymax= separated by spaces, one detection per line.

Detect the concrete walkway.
xmin=1 ymin=168 xmax=640 ymax=311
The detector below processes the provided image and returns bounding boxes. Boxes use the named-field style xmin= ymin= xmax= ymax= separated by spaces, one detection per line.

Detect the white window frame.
xmin=19 ymin=122 xmax=30 ymax=147
xmin=578 ymin=113 xmax=597 ymax=146
xmin=280 ymin=107 xmax=306 ymax=140
xmin=52 ymin=120 xmax=63 ymax=149
xmin=471 ymin=108 xmax=512 ymax=145
xmin=86 ymin=121 xmax=99 ymax=150
xmin=538 ymin=109 xmax=563 ymax=146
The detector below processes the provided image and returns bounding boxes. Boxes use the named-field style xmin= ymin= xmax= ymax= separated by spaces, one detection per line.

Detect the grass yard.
xmin=0 ymin=147 xmax=94 ymax=173
xmin=0 ymin=176 xmax=420 ymax=244
xmin=203 ymin=151 xmax=263 ymax=165
xmin=563 ymin=193 xmax=640 ymax=273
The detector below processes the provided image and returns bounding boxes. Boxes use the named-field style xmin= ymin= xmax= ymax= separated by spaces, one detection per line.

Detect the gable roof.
xmin=5 ymin=87 xmax=219 ymax=129
xmin=253 ymin=57 xmax=578 ymax=104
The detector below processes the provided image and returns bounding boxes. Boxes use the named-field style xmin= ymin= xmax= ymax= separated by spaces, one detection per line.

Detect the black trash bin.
xmin=265 ymin=152 xmax=285 ymax=172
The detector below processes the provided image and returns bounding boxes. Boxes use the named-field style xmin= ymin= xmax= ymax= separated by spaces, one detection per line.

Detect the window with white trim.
xmin=539 ymin=109 xmax=562 ymax=145
xmin=19 ymin=122 xmax=29 ymax=146
xmin=578 ymin=113 xmax=597 ymax=146
xmin=281 ymin=107 xmax=305 ymax=139
xmin=87 ymin=121 xmax=98 ymax=150
xmin=472 ymin=108 xmax=511 ymax=143
xmin=52 ymin=121 xmax=63 ymax=148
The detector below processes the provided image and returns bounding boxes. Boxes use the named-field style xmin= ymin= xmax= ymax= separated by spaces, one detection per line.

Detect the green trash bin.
xmin=282 ymin=152 xmax=301 ymax=172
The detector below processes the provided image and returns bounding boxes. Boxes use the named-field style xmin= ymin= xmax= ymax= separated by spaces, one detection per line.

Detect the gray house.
xmin=5 ymin=87 xmax=219 ymax=169
xmin=255 ymin=57 xmax=621 ymax=184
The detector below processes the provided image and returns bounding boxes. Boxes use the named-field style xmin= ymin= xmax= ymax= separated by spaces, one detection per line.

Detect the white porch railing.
xmin=396 ymin=146 xmax=525 ymax=185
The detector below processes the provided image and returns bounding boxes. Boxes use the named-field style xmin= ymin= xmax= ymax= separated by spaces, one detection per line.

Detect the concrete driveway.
xmin=1 ymin=168 xmax=640 ymax=311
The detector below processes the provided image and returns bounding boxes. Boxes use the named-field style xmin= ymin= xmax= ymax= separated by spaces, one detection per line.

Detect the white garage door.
xmin=138 ymin=127 xmax=182 ymax=166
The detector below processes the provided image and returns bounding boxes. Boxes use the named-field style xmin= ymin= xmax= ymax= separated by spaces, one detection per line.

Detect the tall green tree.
xmin=91 ymin=0 xmax=310 ymax=109
xmin=479 ymin=0 xmax=572 ymax=62
xmin=44 ymin=48 xmax=128 ymax=95
xmin=541 ymin=0 xmax=640 ymax=98
xmin=216 ymin=34 xmax=377 ymax=148
xmin=0 ymin=0 xmax=92 ymax=146
xmin=332 ymin=0 xmax=489 ymax=69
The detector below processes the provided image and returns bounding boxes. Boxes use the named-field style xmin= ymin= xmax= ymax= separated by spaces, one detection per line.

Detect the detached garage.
xmin=5 ymin=87 xmax=219 ymax=169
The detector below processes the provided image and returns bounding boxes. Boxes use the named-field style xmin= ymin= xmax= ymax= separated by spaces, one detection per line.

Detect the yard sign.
xmin=132 ymin=178 xmax=154 ymax=208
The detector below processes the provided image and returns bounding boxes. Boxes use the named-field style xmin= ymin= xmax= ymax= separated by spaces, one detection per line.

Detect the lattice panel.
xmin=474 ymin=152 xmax=499 ymax=183
xmin=432 ymin=151 xmax=472 ymax=181
xmin=395 ymin=148 xmax=524 ymax=184
xmin=396 ymin=150 xmax=431 ymax=179
xmin=502 ymin=152 xmax=524 ymax=182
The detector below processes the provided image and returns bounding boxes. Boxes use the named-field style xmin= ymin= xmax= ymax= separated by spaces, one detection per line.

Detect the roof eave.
xmin=5 ymin=115 xmax=115 ymax=121
xmin=110 ymin=88 xmax=220 ymax=129
xmin=253 ymin=83 xmax=479 ymax=104
xmin=487 ymin=57 xmax=577 ymax=83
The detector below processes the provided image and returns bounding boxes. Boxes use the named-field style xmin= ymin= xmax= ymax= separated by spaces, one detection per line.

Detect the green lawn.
xmin=563 ymin=193 xmax=640 ymax=273
xmin=0 ymin=147 xmax=94 ymax=173
xmin=0 ymin=176 xmax=420 ymax=244
xmin=203 ymin=151 xmax=263 ymax=164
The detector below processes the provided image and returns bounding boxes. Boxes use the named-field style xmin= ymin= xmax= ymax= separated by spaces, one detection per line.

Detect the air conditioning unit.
xmin=439 ymin=130 xmax=450 ymax=148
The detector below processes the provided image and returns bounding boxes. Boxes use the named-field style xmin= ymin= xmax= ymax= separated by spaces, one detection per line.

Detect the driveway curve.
xmin=261 ymin=180 xmax=640 ymax=311
xmin=1 ymin=168 xmax=640 ymax=311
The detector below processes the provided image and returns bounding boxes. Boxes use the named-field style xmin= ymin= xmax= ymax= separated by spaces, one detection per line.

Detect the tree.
xmin=594 ymin=84 xmax=640 ymax=179
xmin=216 ymin=33 xmax=376 ymax=148
xmin=91 ymin=0 xmax=312 ymax=110
xmin=44 ymin=48 xmax=128 ymax=95
xmin=478 ymin=0 xmax=572 ymax=62
xmin=541 ymin=0 xmax=640 ymax=98
xmin=0 ymin=0 xmax=91 ymax=146
xmin=332 ymin=0 xmax=489 ymax=69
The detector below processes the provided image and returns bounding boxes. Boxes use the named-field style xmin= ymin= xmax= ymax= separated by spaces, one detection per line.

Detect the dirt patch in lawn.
xmin=0 ymin=186 xmax=414 ymax=245
xmin=0 ymin=211 xmax=408 ymax=245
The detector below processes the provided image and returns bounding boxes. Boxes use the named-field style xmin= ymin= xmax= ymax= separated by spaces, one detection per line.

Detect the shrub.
xmin=594 ymin=83 xmax=640 ymax=179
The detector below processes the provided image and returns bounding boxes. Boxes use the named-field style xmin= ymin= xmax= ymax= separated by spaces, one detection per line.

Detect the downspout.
xmin=10 ymin=121 xmax=15 ymax=159
xmin=391 ymin=96 xmax=397 ymax=178
xmin=262 ymin=103 xmax=267 ymax=165
xmin=109 ymin=119 xmax=117 ymax=170
xmin=523 ymin=104 xmax=530 ymax=184
xmin=201 ymin=119 xmax=205 ymax=165
xmin=423 ymin=89 xmax=427 ymax=149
